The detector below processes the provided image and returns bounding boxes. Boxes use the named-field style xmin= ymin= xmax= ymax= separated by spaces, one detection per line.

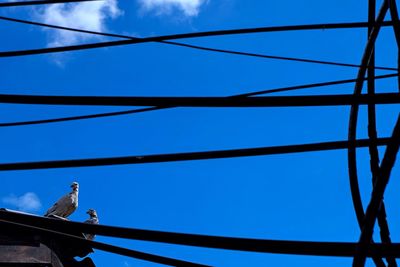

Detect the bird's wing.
xmin=44 ymin=202 xmax=58 ymax=216
xmin=44 ymin=193 xmax=70 ymax=216
xmin=84 ymin=218 xmax=96 ymax=224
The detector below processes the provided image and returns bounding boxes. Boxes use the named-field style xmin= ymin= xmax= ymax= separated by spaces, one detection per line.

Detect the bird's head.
xmin=87 ymin=209 xmax=97 ymax=217
xmin=71 ymin=182 xmax=79 ymax=191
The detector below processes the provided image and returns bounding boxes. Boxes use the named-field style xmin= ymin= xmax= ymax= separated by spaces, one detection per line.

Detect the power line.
xmin=0 ymin=138 xmax=391 ymax=171
xmin=1 ymin=211 xmax=400 ymax=258
xmin=1 ymin=73 xmax=397 ymax=128
xmin=0 ymin=92 xmax=398 ymax=107
xmin=0 ymin=0 xmax=100 ymax=8
xmin=365 ymin=1 xmax=393 ymax=266
xmin=0 ymin=15 xmax=397 ymax=71
xmin=0 ymin=21 xmax=395 ymax=57
xmin=347 ymin=0 xmax=388 ymax=245
xmin=0 ymin=106 xmax=162 ymax=127
xmin=353 ymin=115 xmax=400 ymax=267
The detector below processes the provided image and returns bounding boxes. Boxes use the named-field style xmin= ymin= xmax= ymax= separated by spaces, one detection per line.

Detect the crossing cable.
xmin=347 ymin=0 xmax=388 ymax=243
xmin=353 ymin=115 xmax=400 ymax=267
xmin=0 ymin=0 xmax=100 ymax=7
xmin=0 ymin=73 xmax=397 ymax=128
xmin=0 ymin=219 xmax=210 ymax=267
xmin=352 ymin=1 xmax=400 ymax=266
xmin=0 ymin=92 xmax=399 ymax=107
xmin=0 ymin=15 xmax=397 ymax=71
xmin=0 ymin=138 xmax=392 ymax=171
xmin=389 ymin=0 xmax=400 ymax=90
xmin=2 ymin=211 xmax=400 ymax=258
xmin=0 ymin=21 xmax=396 ymax=57
xmin=367 ymin=1 xmax=396 ymax=267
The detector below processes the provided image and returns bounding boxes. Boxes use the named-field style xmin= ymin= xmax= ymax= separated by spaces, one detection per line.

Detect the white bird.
xmin=44 ymin=182 xmax=79 ymax=219
xmin=84 ymin=209 xmax=99 ymax=241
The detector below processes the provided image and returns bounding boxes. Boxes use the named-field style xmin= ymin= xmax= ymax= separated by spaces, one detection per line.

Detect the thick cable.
xmin=0 ymin=219 xmax=210 ymax=267
xmin=0 ymin=0 xmax=100 ymax=7
xmin=0 ymin=138 xmax=391 ymax=171
xmin=368 ymin=1 xmax=396 ymax=267
xmin=0 ymin=15 xmax=397 ymax=71
xmin=0 ymin=21 xmax=395 ymax=57
xmin=0 ymin=93 xmax=399 ymax=107
xmin=353 ymin=115 xmax=400 ymax=267
xmin=348 ymin=0 xmax=389 ymax=241
xmin=1 ymin=211 xmax=400 ymax=258
xmin=366 ymin=2 xmax=390 ymax=267
xmin=389 ymin=0 xmax=400 ymax=91
xmin=0 ymin=73 xmax=397 ymax=128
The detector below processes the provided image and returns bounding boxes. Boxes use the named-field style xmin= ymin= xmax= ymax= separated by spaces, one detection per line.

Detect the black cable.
xmin=348 ymin=0 xmax=389 ymax=242
xmin=1 ymin=73 xmax=397 ymax=128
xmin=0 ymin=138 xmax=391 ymax=171
xmin=0 ymin=15 xmax=397 ymax=71
xmin=2 ymin=211 xmax=400 ymax=258
xmin=0 ymin=106 xmax=162 ymax=127
xmin=353 ymin=115 xmax=400 ymax=267
xmin=0 ymin=0 xmax=100 ymax=7
xmin=0 ymin=21 xmax=395 ymax=57
xmin=0 ymin=92 xmax=399 ymax=107
xmin=351 ymin=1 xmax=400 ymax=266
xmin=388 ymin=0 xmax=400 ymax=92
xmin=0 ymin=219 xmax=210 ymax=267
xmin=368 ymin=1 xmax=396 ymax=267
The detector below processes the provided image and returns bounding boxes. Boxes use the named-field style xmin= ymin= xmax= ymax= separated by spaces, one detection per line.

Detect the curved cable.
xmin=347 ymin=0 xmax=389 ymax=237
xmin=0 ymin=73 xmax=397 ymax=128
xmin=368 ymin=2 xmax=397 ymax=267
xmin=0 ymin=15 xmax=397 ymax=71
xmin=0 ymin=138 xmax=391 ymax=171
xmin=0 ymin=21 xmax=395 ymax=57
xmin=389 ymin=0 xmax=400 ymax=91
xmin=353 ymin=115 xmax=400 ymax=267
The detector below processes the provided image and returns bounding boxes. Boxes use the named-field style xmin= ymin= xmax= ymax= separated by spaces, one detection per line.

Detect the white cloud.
xmin=37 ymin=0 xmax=122 ymax=46
xmin=138 ymin=0 xmax=207 ymax=17
xmin=2 ymin=192 xmax=42 ymax=212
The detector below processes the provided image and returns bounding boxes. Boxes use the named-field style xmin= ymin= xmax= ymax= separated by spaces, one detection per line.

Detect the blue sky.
xmin=0 ymin=0 xmax=399 ymax=266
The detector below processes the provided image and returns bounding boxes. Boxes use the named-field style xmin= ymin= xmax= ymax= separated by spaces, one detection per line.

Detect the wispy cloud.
xmin=138 ymin=0 xmax=207 ymax=17
xmin=36 ymin=0 xmax=122 ymax=46
xmin=2 ymin=192 xmax=42 ymax=212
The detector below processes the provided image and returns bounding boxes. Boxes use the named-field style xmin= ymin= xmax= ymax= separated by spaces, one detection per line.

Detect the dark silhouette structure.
xmin=0 ymin=209 xmax=95 ymax=267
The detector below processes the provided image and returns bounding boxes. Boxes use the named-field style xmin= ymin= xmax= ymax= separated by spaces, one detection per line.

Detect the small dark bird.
xmin=84 ymin=208 xmax=99 ymax=241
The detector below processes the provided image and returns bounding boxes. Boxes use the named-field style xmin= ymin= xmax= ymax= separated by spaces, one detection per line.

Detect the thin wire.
xmin=0 ymin=21 xmax=395 ymax=57
xmin=0 ymin=219 xmax=210 ymax=267
xmin=0 ymin=0 xmax=100 ymax=7
xmin=1 ymin=73 xmax=397 ymax=128
xmin=0 ymin=138 xmax=391 ymax=171
xmin=0 ymin=15 xmax=397 ymax=71
xmin=2 ymin=211 xmax=400 ymax=258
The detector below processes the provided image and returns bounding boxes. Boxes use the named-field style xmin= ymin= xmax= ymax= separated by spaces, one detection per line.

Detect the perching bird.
xmin=84 ymin=209 xmax=99 ymax=241
xmin=44 ymin=182 xmax=79 ymax=219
